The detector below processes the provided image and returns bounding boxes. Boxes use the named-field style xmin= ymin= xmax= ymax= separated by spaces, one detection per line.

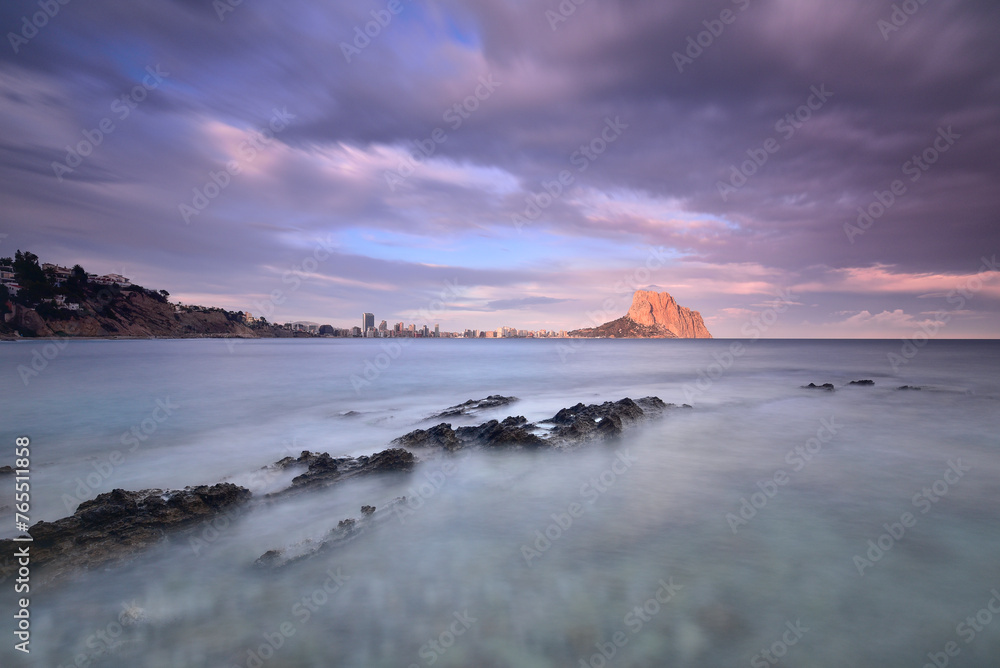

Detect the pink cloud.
xmin=795 ymin=263 xmax=1000 ymax=298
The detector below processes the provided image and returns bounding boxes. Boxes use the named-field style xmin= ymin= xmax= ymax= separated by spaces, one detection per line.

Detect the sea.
xmin=1 ymin=338 xmax=998 ymax=667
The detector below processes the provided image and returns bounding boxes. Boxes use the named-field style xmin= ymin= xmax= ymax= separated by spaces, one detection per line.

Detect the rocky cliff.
xmin=569 ymin=290 xmax=712 ymax=338
xmin=626 ymin=290 xmax=712 ymax=338
xmin=2 ymin=286 xmax=304 ymax=339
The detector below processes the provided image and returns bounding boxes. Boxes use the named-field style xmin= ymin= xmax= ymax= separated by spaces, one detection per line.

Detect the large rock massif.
xmin=570 ymin=290 xmax=712 ymax=339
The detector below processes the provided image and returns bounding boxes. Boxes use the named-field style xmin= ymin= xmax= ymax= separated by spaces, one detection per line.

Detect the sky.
xmin=1 ymin=0 xmax=998 ymax=337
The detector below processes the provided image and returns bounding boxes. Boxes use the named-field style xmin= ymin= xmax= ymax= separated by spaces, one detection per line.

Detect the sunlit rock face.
xmin=626 ymin=290 xmax=713 ymax=339
xmin=570 ymin=291 xmax=712 ymax=339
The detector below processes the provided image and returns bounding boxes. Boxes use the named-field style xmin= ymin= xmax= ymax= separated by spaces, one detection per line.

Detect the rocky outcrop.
xmin=4 ymin=395 xmax=677 ymax=584
xmin=262 ymin=396 xmax=675 ymax=568
xmin=394 ymin=396 xmax=671 ymax=452
xmin=455 ymin=416 xmax=547 ymax=448
xmin=543 ymin=397 xmax=665 ymax=447
xmin=393 ymin=416 xmax=545 ymax=450
xmin=266 ymin=448 xmax=415 ymax=497
xmin=848 ymin=380 xmax=875 ymax=386
xmin=0 ymin=446 xmax=415 ymax=586
xmin=427 ymin=395 xmax=518 ymax=419
xmin=569 ymin=290 xmax=711 ymax=338
xmin=394 ymin=423 xmax=463 ymax=450
xmin=0 ymin=484 xmax=251 ymax=586
xmin=803 ymin=383 xmax=835 ymax=391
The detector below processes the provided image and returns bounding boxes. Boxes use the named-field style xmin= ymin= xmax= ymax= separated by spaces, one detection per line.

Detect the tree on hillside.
xmin=13 ymin=251 xmax=45 ymax=284
xmin=13 ymin=250 xmax=54 ymax=303
xmin=64 ymin=264 xmax=89 ymax=299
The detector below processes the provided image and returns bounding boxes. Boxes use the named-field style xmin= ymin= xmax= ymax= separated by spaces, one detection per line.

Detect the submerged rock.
xmin=0 ymin=483 xmax=251 ymax=586
xmin=256 ymin=499 xmax=410 ymax=569
xmin=0 ymin=465 xmax=14 ymax=475
xmin=803 ymin=383 xmax=835 ymax=391
xmin=696 ymin=603 xmax=747 ymax=639
xmin=119 ymin=602 xmax=149 ymax=627
xmin=848 ymin=379 xmax=875 ymax=386
xmin=897 ymin=385 xmax=923 ymax=391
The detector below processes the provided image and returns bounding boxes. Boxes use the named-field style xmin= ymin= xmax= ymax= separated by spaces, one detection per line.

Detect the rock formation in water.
xmin=264 ymin=448 xmax=416 ymax=498
xmin=394 ymin=396 xmax=672 ymax=453
xmin=426 ymin=395 xmax=519 ymax=419
xmin=569 ymin=290 xmax=712 ymax=338
xmin=0 ymin=395 xmax=677 ymax=583
xmin=803 ymin=382 xmax=836 ymax=391
xmin=0 ymin=484 xmax=251 ymax=586
xmin=263 ymin=396 xmax=677 ymax=567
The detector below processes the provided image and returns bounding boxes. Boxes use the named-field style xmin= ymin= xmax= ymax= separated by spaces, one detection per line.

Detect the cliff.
xmin=2 ymin=286 xmax=304 ymax=339
xmin=569 ymin=290 xmax=712 ymax=339
xmin=625 ymin=290 xmax=712 ymax=338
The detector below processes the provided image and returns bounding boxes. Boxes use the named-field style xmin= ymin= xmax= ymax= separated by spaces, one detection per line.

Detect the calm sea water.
xmin=1 ymin=338 xmax=999 ymax=667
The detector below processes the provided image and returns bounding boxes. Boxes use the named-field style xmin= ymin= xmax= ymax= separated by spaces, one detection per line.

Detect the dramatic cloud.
xmin=1 ymin=0 xmax=997 ymax=336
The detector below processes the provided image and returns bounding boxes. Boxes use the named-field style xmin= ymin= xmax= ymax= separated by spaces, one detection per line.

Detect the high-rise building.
xmin=434 ymin=324 xmax=440 ymax=338
xmin=363 ymin=312 xmax=374 ymax=332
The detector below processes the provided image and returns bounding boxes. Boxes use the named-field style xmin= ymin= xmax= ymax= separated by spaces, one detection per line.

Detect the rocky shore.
xmin=0 ymin=395 xmax=674 ymax=585
xmin=1 ymin=484 xmax=249 ymax=587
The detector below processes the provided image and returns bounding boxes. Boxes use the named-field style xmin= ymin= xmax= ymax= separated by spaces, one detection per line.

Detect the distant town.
xmin=238 ymin=310 xmax=571 ymax=339
xmin=0 ymin=254 xmax=573 ymax=339
xmin=315 ymin=312 xmax=572 ymax=339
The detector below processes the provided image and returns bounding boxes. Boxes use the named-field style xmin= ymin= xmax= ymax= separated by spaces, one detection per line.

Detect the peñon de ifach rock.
xmin=570 ymin=290 xmax=711 ymax=338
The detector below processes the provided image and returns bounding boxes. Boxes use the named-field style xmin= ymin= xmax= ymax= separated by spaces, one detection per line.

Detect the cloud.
xmin=0 ymin=0 xmax=997 ymax=336
xmin=794 ymin=264 xmax=1000 ymax=299
xmin=838 ymin=309 xmax=936 ymax=328
xmin=484 ymin=296 xmax=572 ymax=310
